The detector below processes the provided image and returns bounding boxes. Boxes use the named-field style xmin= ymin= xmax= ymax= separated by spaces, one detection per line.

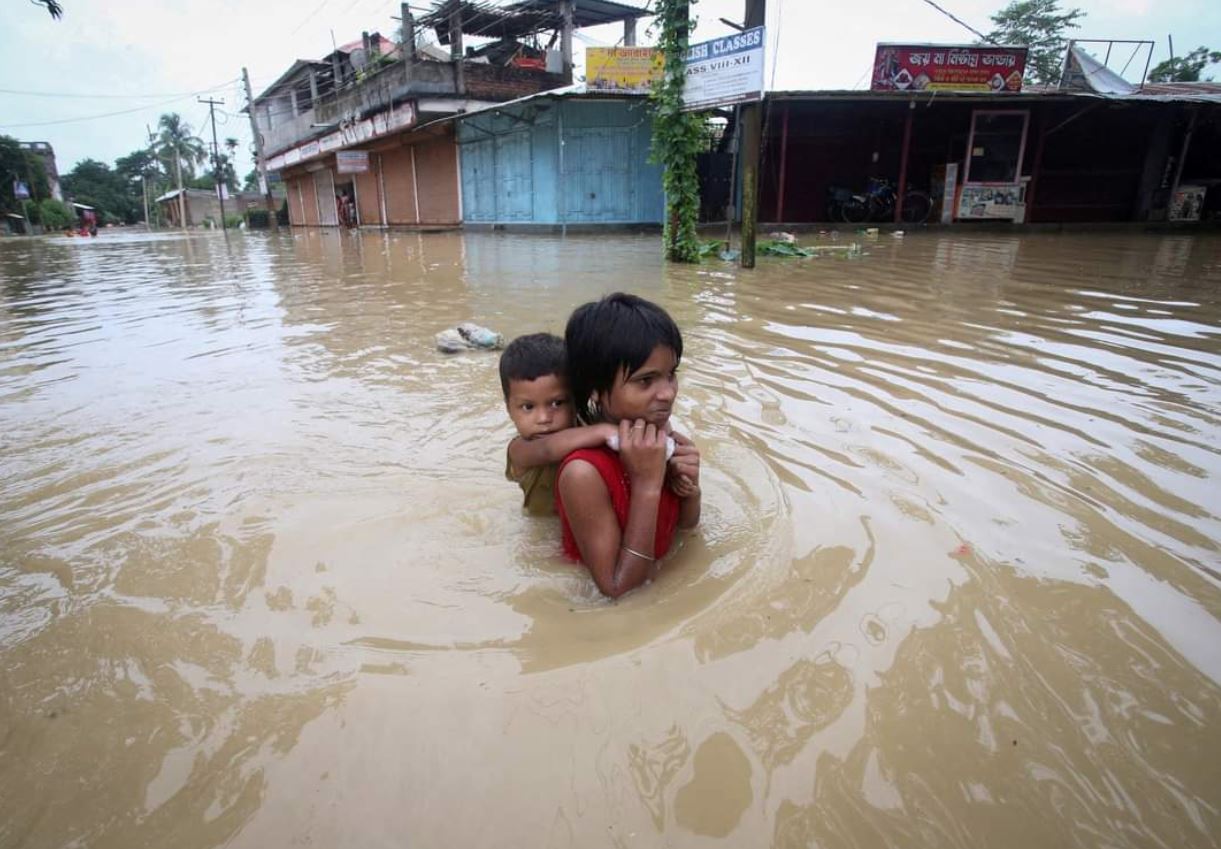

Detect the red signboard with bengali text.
xmin=871 ymin=44 xmax=1027 ymax=93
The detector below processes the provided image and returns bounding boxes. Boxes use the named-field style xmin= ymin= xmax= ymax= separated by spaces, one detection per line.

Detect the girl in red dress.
xmin=556 ymin=293 xmax=701 ymax=598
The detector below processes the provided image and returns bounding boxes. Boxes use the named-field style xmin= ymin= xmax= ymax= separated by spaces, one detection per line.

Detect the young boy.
xmin=501 ymin=333 xmax=617 ymax=516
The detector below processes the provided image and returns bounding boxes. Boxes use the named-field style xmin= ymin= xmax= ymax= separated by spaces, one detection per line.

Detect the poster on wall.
xmin=872 ymin=44 xmax=1027 ymax=93
xmin=1169 ymin=185 xmax=1207 ymax=221
xmin=682 ymin=26 xmax=765 ymax=111
xmin=587 ymin=47 xmax=662 ymax=93
xmin=958 ymin=184 xmax=1021 ymax=220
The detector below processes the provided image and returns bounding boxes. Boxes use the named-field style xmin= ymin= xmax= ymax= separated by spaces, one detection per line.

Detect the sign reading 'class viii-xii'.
xmin=871 ymin=44 xmax=1028 ymax=93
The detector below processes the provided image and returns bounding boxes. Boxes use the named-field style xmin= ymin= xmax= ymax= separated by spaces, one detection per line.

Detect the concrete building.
xmin=249 ymin=1 xmax=651 ymax=228
xmin=453 ymin=88 xmax=663 ymax=229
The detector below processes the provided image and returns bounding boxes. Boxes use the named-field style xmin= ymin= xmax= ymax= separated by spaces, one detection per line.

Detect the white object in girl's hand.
xmin=605 ymin=433 xmax=676 ymax=461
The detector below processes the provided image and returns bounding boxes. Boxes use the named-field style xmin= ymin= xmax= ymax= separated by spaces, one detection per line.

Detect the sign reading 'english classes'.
xmin=682 ymin=26 xmax=765 ymax=112
xmin=871 ymin=44 xmax=1027 ymax=93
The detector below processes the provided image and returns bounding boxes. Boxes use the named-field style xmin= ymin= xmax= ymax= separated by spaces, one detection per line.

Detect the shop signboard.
xmin=335 ymin=150 xmax=369 ymax=175
xmin=1169 ymin=185 xmax=1206 ymax=221
xmin=957 ymin=183 xmax=1021 ymax=220
xmin=587 ymin=47 xmax=663 ymax=93
xmin=270 ymin=102 xmax=415 ymax=171
xmin=872 ymin=44 xmax=1027 ymax=93
xmin=682 ymin=26 xmax=765 ymax=111
xmin=13 ymin=180 xmax=30 ymax=200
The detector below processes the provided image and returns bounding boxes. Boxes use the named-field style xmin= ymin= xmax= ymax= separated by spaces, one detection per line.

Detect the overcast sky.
xmin=2 ymin=0 xmax=1218 ymax=179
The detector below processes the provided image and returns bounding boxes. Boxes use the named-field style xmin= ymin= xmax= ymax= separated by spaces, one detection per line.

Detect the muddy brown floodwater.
xmin=1 ymin=229 xmax=1219 ymax=848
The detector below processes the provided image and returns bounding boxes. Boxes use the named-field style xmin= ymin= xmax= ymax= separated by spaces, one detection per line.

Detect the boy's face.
xmin=506 ymin=374 xmax=574 ymax=440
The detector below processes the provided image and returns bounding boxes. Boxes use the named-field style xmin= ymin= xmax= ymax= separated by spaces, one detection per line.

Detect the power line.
xmin=0 ymin=79 xmax=239 ymax=99
xmin=917 ymin=0 xmax=993 ymax=43
xmin=0 ymin=93 xmax=209 ymax=129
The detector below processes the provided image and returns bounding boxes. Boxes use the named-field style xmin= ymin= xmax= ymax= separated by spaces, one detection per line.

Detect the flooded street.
xmin=2 ymin=228 xmax=1219 ymax=848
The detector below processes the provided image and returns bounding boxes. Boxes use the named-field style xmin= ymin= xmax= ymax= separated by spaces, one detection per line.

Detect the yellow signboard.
xmin=586 ymin=47 xmax=663 ymax=93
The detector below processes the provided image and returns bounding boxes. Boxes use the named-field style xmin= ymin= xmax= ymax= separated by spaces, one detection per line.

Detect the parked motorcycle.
xmin=834 ymin=177 xmax=932 ymax=225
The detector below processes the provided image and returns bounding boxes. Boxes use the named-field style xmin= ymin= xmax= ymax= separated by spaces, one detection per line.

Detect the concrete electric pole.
xmin=242 ymin=67 xmax=280 ymax=229
xmin=198 ymin=96 xmax=227 ymax=228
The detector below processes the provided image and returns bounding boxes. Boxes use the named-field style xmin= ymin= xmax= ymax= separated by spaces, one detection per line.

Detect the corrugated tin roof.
xmin=422 ymin=0 xmax=649 ymax=43
xmin=768 ymin=84 xmax=1221 ymax=105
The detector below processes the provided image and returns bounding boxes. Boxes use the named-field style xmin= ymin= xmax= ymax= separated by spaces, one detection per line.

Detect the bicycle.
xmin=840 ymin=177 xmax=932 ymax=225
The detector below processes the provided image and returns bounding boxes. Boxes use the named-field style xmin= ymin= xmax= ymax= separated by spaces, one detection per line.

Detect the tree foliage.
xmin=1148 ymin=46 xmax=1221 ymax=82
xmin=32 ymin=0 xmax=64 ymax=18
xmin=156 ymin=113 xmax=207 ymax=181
xmin=984 ymin=0 xmax=1085 ymax=85
xmin=0 ymin=135 xmax=29 ymax=212
xmin=61 ymin=158 xmax=141 ymax=224
xmin=38 ymin=198 xmax=77 ymax=230
xmin=651 ymin=0 xmax=703 ymax=263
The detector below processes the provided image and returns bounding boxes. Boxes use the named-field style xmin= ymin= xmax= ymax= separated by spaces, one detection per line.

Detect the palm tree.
xmin=156 ymin=113 xmax=206 ymax=227
xmin=156 ymin=113 xmax=206 ymax=180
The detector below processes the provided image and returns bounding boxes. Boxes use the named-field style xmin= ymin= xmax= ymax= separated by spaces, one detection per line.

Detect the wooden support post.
xmin=1025 ymin=111 xmax=1048 ymax=221
xmin=560 ymin=1 xmax=575 ymax=82
xmin=774 ymin=103 xmax=789 ymax=223
xmin=450 ymin=1 xmax=465 ymax=95
xmin=1169 ymin=106 xmax=1198 ymax=203
xmin=738 ymin=0 xmax=765 ymax=269
xmin=624 ymin=17 xmax=637 ymax=46
xmin=894 ymin=101 xmax=914 ymax=224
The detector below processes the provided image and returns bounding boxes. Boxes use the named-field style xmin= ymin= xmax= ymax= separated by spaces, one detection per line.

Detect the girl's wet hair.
xmin=499 ymin=333 xmax=566 ymax=399
xmin=565 ymin=292 xmax=683 ymax=423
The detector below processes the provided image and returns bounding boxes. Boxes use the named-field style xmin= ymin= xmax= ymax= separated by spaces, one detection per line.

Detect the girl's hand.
xmin=619 ymin=418 xmax=667 ymax=491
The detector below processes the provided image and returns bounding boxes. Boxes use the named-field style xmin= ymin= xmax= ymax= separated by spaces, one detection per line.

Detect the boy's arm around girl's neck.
xmin=507 ymin=423 xmax=617 ymax=474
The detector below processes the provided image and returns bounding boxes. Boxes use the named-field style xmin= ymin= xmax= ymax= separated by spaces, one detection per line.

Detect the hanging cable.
xmin=0 ymin=79 xmax=239 ymax=99
xmin=916 ymin=0 xmax=994 ymax=44
xmin=0 ymin=93 xmax=215 ymax=129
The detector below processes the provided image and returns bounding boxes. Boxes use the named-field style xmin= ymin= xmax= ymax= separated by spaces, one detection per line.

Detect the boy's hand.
xmin=667 ymin=431 xmax=701 ymax=498
xmin=597 ymin=422 xmax=619 ymax=447
xmin=668 ymin=473 xmax=699 ymax=499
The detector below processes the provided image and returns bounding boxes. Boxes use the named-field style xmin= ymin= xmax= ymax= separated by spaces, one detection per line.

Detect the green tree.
xmin=1148 ymin=46 xmax=1221 ymax=82
xmin=155 ymin=113 xmax=207 ymax=181
xmin=242 ymin=168 xmax=260 ymax=193
xmin=0 ymin=135 xmax=34 ymax=212
xmin=38 ymin=198 xmax=77 ymax=230
xmin=651 ymin=0 xmax=703 ymax=263
xmin=984 ymin=0 xmax=1085 ymax=85
xmin=61 ymin=158 xmax=141 ymax=224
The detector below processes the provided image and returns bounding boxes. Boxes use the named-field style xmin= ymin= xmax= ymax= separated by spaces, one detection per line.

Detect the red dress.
xmin=556 ymin=446 xmax=680 ymax=563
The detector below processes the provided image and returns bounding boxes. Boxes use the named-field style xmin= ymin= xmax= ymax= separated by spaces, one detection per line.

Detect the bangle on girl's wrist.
xmin=621 ymin=545 xmax=654 ymax=562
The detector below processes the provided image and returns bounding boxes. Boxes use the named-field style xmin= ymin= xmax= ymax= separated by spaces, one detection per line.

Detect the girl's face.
xmin=601 ymin=345 xmax=679 ymax=428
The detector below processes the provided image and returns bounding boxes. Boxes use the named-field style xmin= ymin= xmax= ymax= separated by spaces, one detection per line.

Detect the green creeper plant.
xmin=651 ymin=0 xmax=703 ymax=263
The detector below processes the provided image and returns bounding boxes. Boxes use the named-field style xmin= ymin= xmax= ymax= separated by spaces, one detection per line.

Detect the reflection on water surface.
xmin=1 ymin=228 xmax=1219 ymax=848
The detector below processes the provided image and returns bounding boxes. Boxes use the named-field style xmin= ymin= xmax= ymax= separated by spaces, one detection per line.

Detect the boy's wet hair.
xmin=565 ymin=292 xmax=683 ymax=423
xmin=499 ymin=333 xmax=566 ymax=399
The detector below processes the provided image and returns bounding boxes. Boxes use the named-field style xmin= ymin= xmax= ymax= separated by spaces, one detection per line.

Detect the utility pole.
xmin=739 ymin=0 xmax=765 ymax=269
xmin=199 ymin=96 xmax=227 ymax=228
xmin=146 ymin=124 xmax=158 ymax=229
xmin=243 ymin=67 xmax=279 ymax=229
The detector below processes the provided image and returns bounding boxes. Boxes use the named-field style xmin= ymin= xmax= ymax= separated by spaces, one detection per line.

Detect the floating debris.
xmin=436 ymin=322 xmax=504 ymax=354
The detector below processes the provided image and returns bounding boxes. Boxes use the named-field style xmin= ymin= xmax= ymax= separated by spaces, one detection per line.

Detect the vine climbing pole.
xmin=652 ymin=0 xmax=702 ymax=263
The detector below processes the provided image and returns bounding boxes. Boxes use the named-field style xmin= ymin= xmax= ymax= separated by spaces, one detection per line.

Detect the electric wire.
xmin=916 ymin=0 xmax=994 ymax=43
xmin=0 ymin=79 xmax=239 ymax=99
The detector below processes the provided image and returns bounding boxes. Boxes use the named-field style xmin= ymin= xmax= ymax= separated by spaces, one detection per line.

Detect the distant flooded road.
xmin=1 ymin=228 xmax=1219 ymax=848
